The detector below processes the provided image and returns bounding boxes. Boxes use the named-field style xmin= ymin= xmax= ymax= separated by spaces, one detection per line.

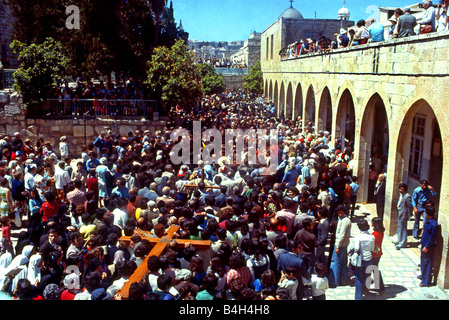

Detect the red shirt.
xmin=61 ymin=290 xmax=76 ymax=300
xmin=372 ymin=230 xmax=384 ymax=259
xmin=2 ymin=225 xmax=11 ymax=241
xmin=86 ymin=177 xmax=99 ymax=194
xmin=40 ymin=201 xmax=60 ymax=222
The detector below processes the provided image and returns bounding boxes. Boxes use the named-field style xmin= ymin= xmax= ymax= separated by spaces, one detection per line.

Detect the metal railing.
xmin=29 ymin=98 xmax=158 ymax=118
xmin=0 ymin=69 xmax=15 ymax=89
xmin=215 ymin=68 xmax=248 ymax=75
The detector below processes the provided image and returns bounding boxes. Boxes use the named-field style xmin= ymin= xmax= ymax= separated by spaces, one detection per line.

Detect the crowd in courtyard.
xmin=0 ymin=87 xmax=439 ymax=300
xmin=280 ymin=0 xmax=449 ymax=59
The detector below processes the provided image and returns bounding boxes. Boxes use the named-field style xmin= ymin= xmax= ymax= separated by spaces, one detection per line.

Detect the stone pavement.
xmin=326 ymin=203 xmax=449 ymax=300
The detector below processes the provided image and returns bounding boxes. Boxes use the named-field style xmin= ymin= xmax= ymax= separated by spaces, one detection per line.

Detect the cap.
xmin=91 ymin=288 xmax=111 ymax=300
xmin=60 ymin=136 xmax=67 ymax=141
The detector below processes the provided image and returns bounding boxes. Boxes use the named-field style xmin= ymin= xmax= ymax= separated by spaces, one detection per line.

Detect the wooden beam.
xmin=117 ymin=225 xmax=211 ymax=299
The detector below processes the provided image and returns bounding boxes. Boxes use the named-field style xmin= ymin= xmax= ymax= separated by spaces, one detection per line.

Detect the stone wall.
xmin=0 ymin=3 xmax=18 ymax=68
xmin=221 ymin=74 xmax=245 ymax=91
xmin=0 ymin=91 xmax=166 ymax=158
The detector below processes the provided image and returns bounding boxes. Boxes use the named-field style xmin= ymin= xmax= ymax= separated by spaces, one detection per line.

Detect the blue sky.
xmin=172 ymin=0 xmax=419 ymax=41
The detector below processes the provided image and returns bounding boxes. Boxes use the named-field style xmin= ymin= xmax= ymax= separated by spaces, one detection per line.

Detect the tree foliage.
xmin=7 ymin=0 xmax=188 ymax=82
xmin=11 ymin=38 xmax=69 ymax=108
xmin=146 ymin=40 xmax=201 ymax=114
xmin=243 ymin=61 xmax=263 ymax=94
xmin=196 ymin=63 xmax=225 ymax=96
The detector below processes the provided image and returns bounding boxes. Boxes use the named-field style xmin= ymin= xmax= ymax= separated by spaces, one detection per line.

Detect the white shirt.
xmin=54 ymin=167 xmax=70 ymax=190
xmin=112 ymin=208 xmax=128 ymax=230
xmin=311 ymin=274 xmax=329 ymax=297
xmin=335 ymin=216 xmax=351 ymax=249
xmin=351 ymin=231 xmax=375 ymax=264
xmin=24 ymin=172 xmax=35 ymax=190
xmin=59 ymin=141 xmax=69 ymax=158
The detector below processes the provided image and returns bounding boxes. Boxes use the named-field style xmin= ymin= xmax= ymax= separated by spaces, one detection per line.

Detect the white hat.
xmin=340 ymin=28 xmax=347 ymax=34
xmin=60 ymin=136 xmax=67 ymax=141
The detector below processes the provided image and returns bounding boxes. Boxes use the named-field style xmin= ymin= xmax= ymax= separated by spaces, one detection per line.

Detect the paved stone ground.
xmin=326 ymin=203 xmax=449 ymax=300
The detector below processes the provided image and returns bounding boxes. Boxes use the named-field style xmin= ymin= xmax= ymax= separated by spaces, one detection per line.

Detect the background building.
xmin=230 ymin=31 xmax=261 ymax=69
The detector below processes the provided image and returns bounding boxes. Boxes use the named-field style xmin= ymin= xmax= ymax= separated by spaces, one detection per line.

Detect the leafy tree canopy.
xmin=146 ymin=40 xmax=201 ymax=114
xmin=243 ymin=61 xmax=263 ymax=94
xmin=11 ymin=38 xmax=69 ymax=108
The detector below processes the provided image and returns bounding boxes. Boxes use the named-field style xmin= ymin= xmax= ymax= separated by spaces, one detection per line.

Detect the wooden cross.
xmin=117 ymin=225 xmax=211 ymax=299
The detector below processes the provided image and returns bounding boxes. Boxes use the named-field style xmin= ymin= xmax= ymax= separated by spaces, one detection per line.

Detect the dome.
xmin=338 ymin=6 xmax=350 ymax=19
xmin=279 ymin=6 xmax=304 ymax=20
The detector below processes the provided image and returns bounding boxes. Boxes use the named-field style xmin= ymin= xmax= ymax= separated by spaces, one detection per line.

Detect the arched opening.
xmin=395 ymin=100 xmax=442 ymax=215
xmin=336 ymin=89 xmax=356 ymax=151
xmin=273 ymin=81 xmax=278 ymax=116
xmin=318 ymin=87 xmax=332 ymax=133
xmin=305 ymin=85 xmax=316 ymax=129
xmin=293 ymin=83 xmax=303 ymax=124
xmin=269 ymin=80 xmax=273 ymax=101
xmin=264 ymin=79 xmax=268 ymax=97
xmin=279 ymin=82 xmax=285 ymax=119
xmin=286 ymin=83 xmax=293 ymax=120
xmin=358 ymin=94 xmax=389 ymax=204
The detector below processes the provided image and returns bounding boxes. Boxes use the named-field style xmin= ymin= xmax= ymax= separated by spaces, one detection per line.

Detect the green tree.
xmin=196 ymin=63 xmax=225 ymax=96
xmin=146 ymin=39 xmax=201 ymax=114
xmin=8 ymin=0 xmax=169 ymax=82
xmin=243 ymin=61 xmax=263 ymax=94
xmin=11 ymin=38 xmax=69 ymax=109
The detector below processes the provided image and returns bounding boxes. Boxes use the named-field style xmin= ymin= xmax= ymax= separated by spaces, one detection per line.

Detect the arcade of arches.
xmin=262 ymin=34 xmax=449 ymax=289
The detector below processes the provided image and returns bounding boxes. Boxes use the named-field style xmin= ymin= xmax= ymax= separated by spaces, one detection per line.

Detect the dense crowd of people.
xmin=280 ymin=0 xmax=449 ymax=59
xmin=0 ymin=86 xmax=438 ymax=301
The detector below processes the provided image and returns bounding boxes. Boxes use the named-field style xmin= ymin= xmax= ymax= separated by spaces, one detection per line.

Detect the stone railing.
xmin=278 ymin=30 xmax=449 ymax=76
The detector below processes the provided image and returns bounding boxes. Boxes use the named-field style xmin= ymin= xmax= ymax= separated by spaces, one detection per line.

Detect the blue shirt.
xmin=412 ymin=187 xmax=437 ymax=208
xmin=86 ymin=158 xmax=101 ymax=170
xmin=421 ymin=218 xmax=438 ymax=249
xmin=111 ymin=186 xmax=130 ymax=199
xmin=368 ymin=22 xmax=385 ymax=42
xmin=349 ymin=182 xmax=359 ymax=197
xmin=301 ymin=165 xmax=310 ymax=179
xmin=277 ymin=252 xmax=309 ymax=278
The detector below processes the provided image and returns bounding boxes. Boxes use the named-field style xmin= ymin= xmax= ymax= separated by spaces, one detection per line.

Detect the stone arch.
xmin=286 ymin=82 xmax=293 ymax=120
xmin=317 ymin=86 xmax=332 ymax=133
xmin=356 ymin=93 xmax=389 ymax=204
xmin=393 ymin=99 xmax=442 ymax=214
xmin=293 ymin=83 xmax=303 ymax=123
xmin=279 ymin=82 xmax=285 ymax=119
xmin=304 ymin=85 xmax=316 ymax=128
xmin=264 ymin=79 xmax=268 ymax=97
xmin=335 ymin=88 xmax=356 ymax=150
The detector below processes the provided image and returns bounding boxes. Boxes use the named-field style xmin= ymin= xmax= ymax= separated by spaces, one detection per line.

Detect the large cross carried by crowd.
xmin=117 ymin=225 xmax=211 ymax=299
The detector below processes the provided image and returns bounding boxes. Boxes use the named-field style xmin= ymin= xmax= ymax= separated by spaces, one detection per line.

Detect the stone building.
xmin=261 ymin=2 xmax=354 ymax=63
xmin=230 ymin=31 xmax=261 ymax=68
xmin=261 ymin=3 xmax=449 ymax=289
xmin=0 ymin=1 xmax=17 ymax=68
